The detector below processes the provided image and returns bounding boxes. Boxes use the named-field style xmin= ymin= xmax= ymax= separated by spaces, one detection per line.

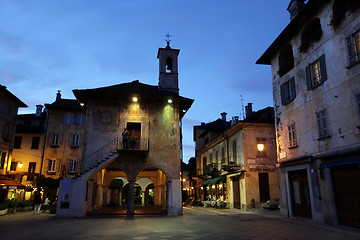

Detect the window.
xmin=288 ymin=123 xmax=297 ymax=148
xmin=306 ymin=55 xmax=327 ymax=90
xmin=3 ymin=124 xmax=10 ymax=141
xmin=316 ymin=109 xmax=330 ymax=139
xmin=51 ymin=133 xmax=60 ymax=146
xmin=215 ymin=151 xmax=218 ymax=169
xmin=72 ymin=134 xmax=80 ymax=147
xmin=232 ymin=140 xmax=237 ymax=163
xmin=347 ymin=30 xmax=360 ymax=66
xmin=14 ymin=136 xmax=22 ymax=149
xmin=31 ymin=137 xmax=40 ymax=149
xmin=280 ymin=77 xmax=296 ymax=105
xmin=47 ymin=159 xmax=56 ymax=172
xmin=299 ymin=18 xmax=322 ymax=53
xmin=0 ymin=152 xmax=6 ymax=169
xmin=278 ymin=44 xmax=294 ymax=77
xmin=10 ymin=162 xmax=17 ymax=171
xmin=68 ymin=160 xmax=78 ymax=173
xmin=210 ymin=153 xmax=213 ymax=163
xmin=75 ymin=114 xmax=86 ymax=125
xmin=63 ymin=113 xmax=74 ymax=124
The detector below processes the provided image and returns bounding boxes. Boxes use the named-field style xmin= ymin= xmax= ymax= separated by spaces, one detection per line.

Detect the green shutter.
xmin=305 ymin=65 xmax=312 ymax=90
xmin=290 ymin=77 xmax=296 ymax=100
xmin=347 ymin=35 xmax=356 ymax=65
xmin=319 ymin=54 xmax=327 ymax=82
xmin=280 ymin=84 xmax=285 ymax=105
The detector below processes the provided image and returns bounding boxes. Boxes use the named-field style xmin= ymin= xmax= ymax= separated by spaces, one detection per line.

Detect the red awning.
xmin=195 ymin=179 xmax=205 ymax=188
xmin=0 ymin=179 xmax=26 ymax=189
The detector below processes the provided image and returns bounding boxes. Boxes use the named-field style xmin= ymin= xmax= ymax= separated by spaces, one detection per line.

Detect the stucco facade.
xmin=194 ymin=107 xmax=279 ymax=210
xmin=56 ymin=44 xmax=193 ymax=217
xmin=257 ymin=0 xmax=360 ymax=228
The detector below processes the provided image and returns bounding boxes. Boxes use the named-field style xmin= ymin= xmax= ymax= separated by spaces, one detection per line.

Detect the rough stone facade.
xmin=257 ymin=0 xmax=360 ymax=228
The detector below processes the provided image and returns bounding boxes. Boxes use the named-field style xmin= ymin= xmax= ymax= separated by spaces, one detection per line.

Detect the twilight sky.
xmin=1 ymin=0 xmax=292 ymax=162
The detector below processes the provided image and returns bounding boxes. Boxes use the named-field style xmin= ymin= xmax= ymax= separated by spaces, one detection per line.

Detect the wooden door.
xmin=27 ymin=162 xmax=36 ymax=181
xmin=289 ymin=170 xmax=312 ymax=219
xmin=332 ymin=165 xmax=360 ymax=228
xmin=259 ymin=173 xmax=270 ymax=202
xmin=232 ymin=178 xmax=240 ymax=209
xmin=127 ymin=122 xmax=141 ymax=150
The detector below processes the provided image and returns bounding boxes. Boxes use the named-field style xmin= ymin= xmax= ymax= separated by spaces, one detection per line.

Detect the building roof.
xmin=73 ymin=80 xmax=194 ymax=118
xmin=256 ymin=0 xmax=330 ymax=65
xmin=45 ymin=98 xmax=84 ymax=112
xmin=0 ymin=84 xmax=27 ymax=108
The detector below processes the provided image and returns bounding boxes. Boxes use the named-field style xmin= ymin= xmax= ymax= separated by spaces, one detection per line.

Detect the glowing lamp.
xmin=18 ymin=162 xmax=23 ymax=168
xmin=132 ymin=97 xmax=138 ymax=102
xmin=167 ymin=99 xmax=173 ymax=104
xmin=212 ymin=185 xmax=215 ymax=189
xmin=257 ymin=143 xmax=265 ymax=151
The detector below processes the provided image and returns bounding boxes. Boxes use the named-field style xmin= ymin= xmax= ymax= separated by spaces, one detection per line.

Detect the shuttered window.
xmin=316 ymin=109 xmax=330 ymax=139
xmin=288 ymin=123 xmax=297 ymax=148
xmin=306 ymin=54 xmax=327 ymax=90
xmin=347 ymin=30 xmax=360 ymax=66
xmin=280 ymin=77 xmax=296 ymax=105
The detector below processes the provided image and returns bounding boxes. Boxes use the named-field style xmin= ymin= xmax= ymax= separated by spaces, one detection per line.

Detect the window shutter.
xmin=47 ymin=159 xmax=51 ymax=172
xmin=290 ymin=77 xmax=296 ymax=100
xmin=57 ymin=159 xmax=61 ymax=172
xmin=305 ymin=65 xmax=312 ymax=90
xmin=280 ymin=84 xmax=285 ymax=105
xmin=319 ymin=54 xmax=327 ymax=82
xmin=346 ymin=35 xmax=356 ymax=65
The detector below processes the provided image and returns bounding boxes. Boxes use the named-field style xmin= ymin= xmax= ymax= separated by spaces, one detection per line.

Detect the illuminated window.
xmin=347 ymin=29 xmax=360 ymax=65
xmin=306 ymin=55 xmax=327 ymax=90
xmin=288 ymin=123 xmax=297 ymax=148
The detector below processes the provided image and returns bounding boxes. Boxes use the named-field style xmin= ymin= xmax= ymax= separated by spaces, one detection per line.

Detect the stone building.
xmin=0 ymin=85 xmax=27 ymax=202
xmin=194 ymin=105 xmax=279 ymax=210
xmin=257 ymin=0 xmax=360 ymax=228
xmin=56 ymin=43 xmax=193 ymax=217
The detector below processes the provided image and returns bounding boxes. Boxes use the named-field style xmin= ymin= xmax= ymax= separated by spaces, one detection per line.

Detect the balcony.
xmin=204 ymin=163 xmax=220 ymax=177
xmin=222 ymin=161 xmax=241 ymax=172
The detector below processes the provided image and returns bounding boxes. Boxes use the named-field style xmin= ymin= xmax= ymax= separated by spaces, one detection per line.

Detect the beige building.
xmin=194 ymin=105 xmax=279 ymax=210
xmin=9 ymin=105 xmax=47 ymax=200
xmin=56 ymin=43 xmax=193 ymax=217
xmin=0 ymin=85 xmax=27 ymax=202
xmin=257 ymin=0 xmax=360 ymax=228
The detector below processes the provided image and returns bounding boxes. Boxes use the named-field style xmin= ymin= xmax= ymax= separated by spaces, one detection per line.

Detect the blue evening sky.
xmin=0 ymin=0 xmax=292 ymax=162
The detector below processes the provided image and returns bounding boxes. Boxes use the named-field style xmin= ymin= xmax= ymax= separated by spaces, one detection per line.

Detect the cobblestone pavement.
xmin=1 ymin=207 xmax=360 ymax=240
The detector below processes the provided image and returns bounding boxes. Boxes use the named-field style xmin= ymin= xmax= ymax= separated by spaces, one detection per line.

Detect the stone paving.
xmin=0 ymin=206 xmax=360 ymax=240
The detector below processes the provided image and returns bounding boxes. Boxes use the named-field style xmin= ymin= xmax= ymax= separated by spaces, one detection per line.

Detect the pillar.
xmin=142 ymin=191 xmax=145 ymax=206
xmin=127 ymin=178 xmax=135 ymax=217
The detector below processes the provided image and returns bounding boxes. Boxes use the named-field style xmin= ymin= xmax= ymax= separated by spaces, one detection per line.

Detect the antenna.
xmin=240 ymin=95 xmax=245 ymax=120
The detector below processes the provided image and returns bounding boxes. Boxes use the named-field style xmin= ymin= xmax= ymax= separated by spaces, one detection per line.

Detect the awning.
xmin=0 ymin=179 xmax=26 ymax=190
xmin=202 ymin=176 xmax=224 ymax=186
xmin=195 ymin=179 xmax=205 ymax=188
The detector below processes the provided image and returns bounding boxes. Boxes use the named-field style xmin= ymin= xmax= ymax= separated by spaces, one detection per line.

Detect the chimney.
xmin=221 ymin=112 xmax=227 ymax=123
xmin=245 ymin=103 xmax=253 ymax=118
xmin=35 ymin=105 xmax=43 ymax=117
xmin=287 ymin=0 xmax=306 ymax=20
xmin=56 ymin=90 xmax=61 ymax=101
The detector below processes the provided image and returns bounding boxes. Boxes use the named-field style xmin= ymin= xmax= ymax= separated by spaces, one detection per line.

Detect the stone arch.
xmin=278 ymin=44 xmax=294 ymax=77
xmin=298 ymin=18 xmax=322 ymax=53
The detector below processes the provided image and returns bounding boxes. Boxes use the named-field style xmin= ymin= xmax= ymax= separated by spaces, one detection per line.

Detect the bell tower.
xmin=157 ymin=33 xmax=180 ymax=94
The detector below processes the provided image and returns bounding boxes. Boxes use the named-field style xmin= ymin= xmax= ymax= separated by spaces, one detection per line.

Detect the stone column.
xmin=126 ymin=178 xmax=136 ymax=217
xmin=142 ymin=191 xmax=145 ymax=206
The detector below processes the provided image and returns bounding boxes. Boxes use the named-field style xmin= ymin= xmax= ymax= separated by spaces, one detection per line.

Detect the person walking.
xmin=33 ymin=191 xmax=42 ymax=215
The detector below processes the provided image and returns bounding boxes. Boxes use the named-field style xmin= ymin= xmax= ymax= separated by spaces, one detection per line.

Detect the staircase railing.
xmin=80 ymin=137 xmax=149 ymax=174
